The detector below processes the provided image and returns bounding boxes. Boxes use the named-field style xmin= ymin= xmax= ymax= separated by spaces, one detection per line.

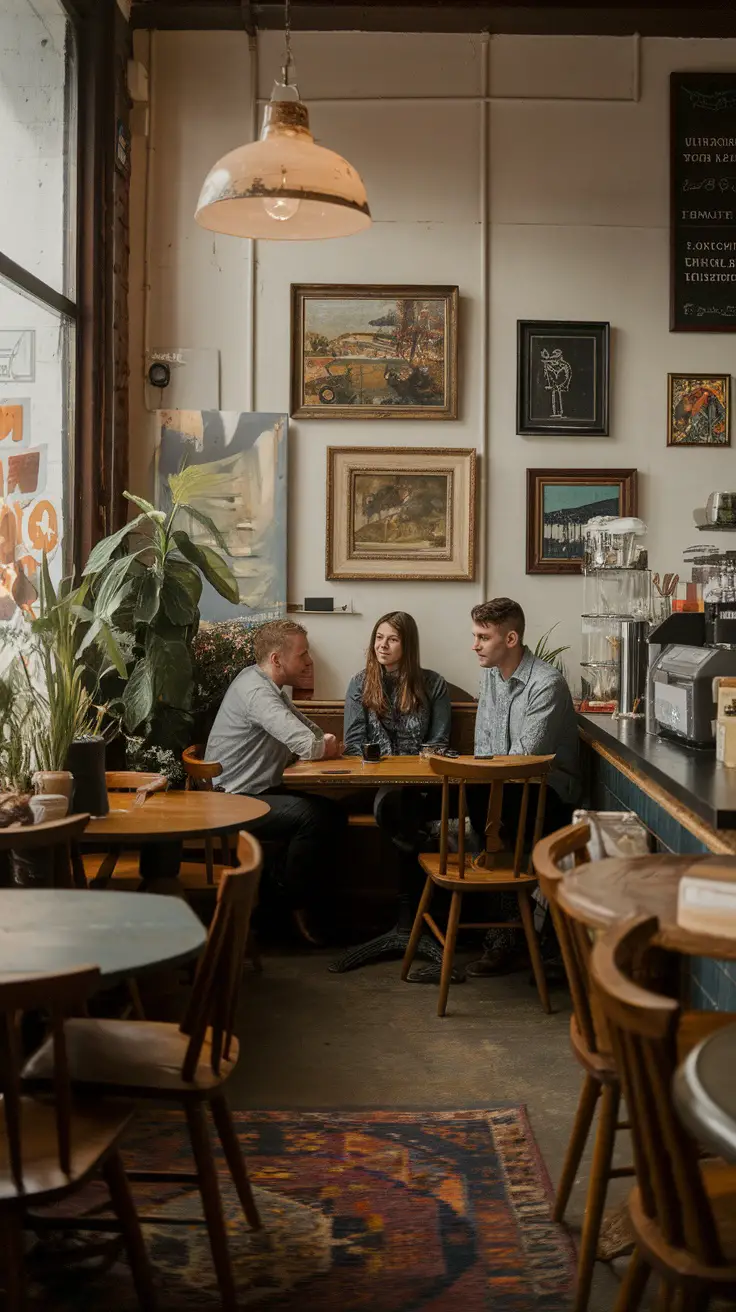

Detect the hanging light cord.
xmin=282 ymin=0 xmax=293 ymax=87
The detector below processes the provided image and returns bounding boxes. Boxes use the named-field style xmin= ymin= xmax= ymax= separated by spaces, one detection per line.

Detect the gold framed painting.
xmin=326 ymin=447 xmax=476 ymax=581
xmin=667 ymin=374 xmax=730 ymax=447
xmin=291 ymin=284 xmax=459 ymax=420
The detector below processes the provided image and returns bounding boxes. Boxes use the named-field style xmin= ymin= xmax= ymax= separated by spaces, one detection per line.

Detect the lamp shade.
xmin=195 ymin=94 xmax=371 ymax=241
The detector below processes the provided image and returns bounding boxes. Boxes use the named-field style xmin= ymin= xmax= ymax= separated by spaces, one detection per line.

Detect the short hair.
xmin=470 ymin=597 xmax=526 ymax=642
xmin=253 ymin=619 xmax=307 ymax=664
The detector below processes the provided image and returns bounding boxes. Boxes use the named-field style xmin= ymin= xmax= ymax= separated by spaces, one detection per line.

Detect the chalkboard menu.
xmin=671 ymin=72 xmax=736 ymax=332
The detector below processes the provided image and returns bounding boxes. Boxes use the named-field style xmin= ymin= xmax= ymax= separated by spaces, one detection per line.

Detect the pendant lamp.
xmin=195 ymin=6 xmax=371 ymax=241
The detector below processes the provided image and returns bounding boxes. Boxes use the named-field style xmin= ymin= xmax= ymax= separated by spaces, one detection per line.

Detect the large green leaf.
xmin=76 ymin=616 xmax=102 ymax=657
xmin=172 ymin=531 xmax=239 ymax=605
xmin=135 ymin=570 xmax=161 ymax=625
xmin=168 ymin=454 xmax=241 ymax=507
xmin=82 ymin=514 xmax=149 ymax=576
xmin=93 ymin=555 xmax=138 ymax=619
xmin=98 ymin=621 xmax=129 ymax=680
xmin=147 ymin=633 xmax=192 ymax=708
xmin=123 ymin=491 xmax=157 ymax=516
xmin=122 ymin=658 xmax=154 ymax=731
xmin=167 ymin=558 xmax=202 ymax=608
xmin=178 ymin=503 xmax=229 ymax=554
xmin=160 ymin=571 xmax=197 ymax=627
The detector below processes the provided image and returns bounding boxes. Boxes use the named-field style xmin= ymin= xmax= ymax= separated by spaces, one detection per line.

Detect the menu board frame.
xmin=671 ymin=72 xmax=736 ymax=332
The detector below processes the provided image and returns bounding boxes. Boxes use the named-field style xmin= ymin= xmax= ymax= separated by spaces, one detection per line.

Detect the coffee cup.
xmin=361 ymin=742 xmax=381 ymax=762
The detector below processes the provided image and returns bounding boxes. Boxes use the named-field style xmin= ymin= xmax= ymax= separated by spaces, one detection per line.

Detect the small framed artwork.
xmin=291 ymin=284 xmax=458 ymax=420
xmin=326 ymin=447 xmax=476 ymax=581
xmin=517 ymin=320 xmax=610 ymax=436
xmin=667 ymin=374 xmax=730 ymax=447
xmin=526 ymin=468 xmax=637 ymax=575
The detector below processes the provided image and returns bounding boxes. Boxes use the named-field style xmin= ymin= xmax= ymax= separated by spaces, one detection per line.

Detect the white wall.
xmin=130 ymin=29 xmax=736 ymax=698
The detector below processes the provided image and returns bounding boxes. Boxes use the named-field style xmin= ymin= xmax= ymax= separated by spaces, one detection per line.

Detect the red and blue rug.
xmin=34 ymin=1107 xmax=575 ymax=1310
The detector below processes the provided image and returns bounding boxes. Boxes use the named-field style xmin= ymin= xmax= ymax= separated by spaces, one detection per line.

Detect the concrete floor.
xmin=232 ymin=948 xmax=637 ymax=1312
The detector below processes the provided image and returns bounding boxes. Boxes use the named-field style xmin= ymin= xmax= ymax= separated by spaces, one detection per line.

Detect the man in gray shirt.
xmin=206 ymin=619 xmax=345 ymax=939
xmin=466 ymin=597 xmax=581 ymax=975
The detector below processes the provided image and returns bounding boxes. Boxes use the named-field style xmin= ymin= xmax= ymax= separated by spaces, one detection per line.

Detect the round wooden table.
xmin=0 ymin=889 xmax=207 ymax=984
xmin=559 ymin=854 xmax=736 ymax=959
xmin=674 ymin=1023 xmax=736 ymax=1162
xmin=80 ymin=790 xmax=269 ymax=844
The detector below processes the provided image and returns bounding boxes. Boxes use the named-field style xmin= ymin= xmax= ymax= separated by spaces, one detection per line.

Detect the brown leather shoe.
xmin=465 ymin=946 xmax=528 ymax=977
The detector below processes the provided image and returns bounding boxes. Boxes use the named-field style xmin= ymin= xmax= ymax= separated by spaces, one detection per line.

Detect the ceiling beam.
xmin=130 ymin=1 xmax=736 ymax=36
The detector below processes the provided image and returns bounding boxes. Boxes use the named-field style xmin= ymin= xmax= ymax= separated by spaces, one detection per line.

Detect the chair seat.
xmin=23 ymin=1019 xmax=239 ymax=1097
xmin=418 ymin=851 xmax=538 ymax=891
xmin=0 ymin=1097 xmax=133 ymax=1203
xmin=628 ymin=1160 xmax=736 ymax=1279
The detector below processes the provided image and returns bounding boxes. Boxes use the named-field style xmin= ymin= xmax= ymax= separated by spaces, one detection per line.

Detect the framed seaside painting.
xmin=526 ymin=468 xmax=637 ymax=575
xmin=517 ymin=321 xmax=610 ymax=437
xmin=291 ymin=285 xmax=458 ymax=420
xmin=326 ymin=447 xmax=476 ymax=581
xmin=667 ymin=374 xmax=730 ymax=447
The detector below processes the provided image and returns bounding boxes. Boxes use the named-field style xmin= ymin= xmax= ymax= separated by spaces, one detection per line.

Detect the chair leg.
xmin=554 ymin=1074 xmax=600 ymax=1223
xmin=574 ymin=1081 xmax=620 ymax=1312
xmin=401 ymin=876 xmax=433 ymax=980
xmin=204 ymin=837 xmax=215 ymax=885
xmin=102 ymin=1149 xmax=158 ymax=1311
xmin=210 ymin=1094 xmax=262 ymax=1230
xmin=0 ymin=1207 xmax=26 ymax=1312
xmin=438 ymin=891 xmax=462 ymax=1018
xmin=518 ymin=889 xmax=551 ymax=1014
xmin=654 ymin=1280 xmax=675 ymax=1311
xmin=614 ymin=1247 xmax=650 ymax=1312
xmin=247 ymin=931 xmax=263 ymax=974
xmin=185 ymin=1102 xmax=238 ymax=1312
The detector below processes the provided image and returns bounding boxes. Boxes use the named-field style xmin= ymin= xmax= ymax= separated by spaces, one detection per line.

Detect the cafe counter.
xmin=579 ymin=711 xmax=736 ymax=1010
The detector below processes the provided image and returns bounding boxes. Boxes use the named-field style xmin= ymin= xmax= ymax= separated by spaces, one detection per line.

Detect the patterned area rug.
xmin=32 ymin=1108 xmax=575 ymax=1311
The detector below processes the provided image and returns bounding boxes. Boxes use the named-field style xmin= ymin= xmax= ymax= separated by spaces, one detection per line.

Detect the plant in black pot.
xmin=79 ymin=460 xmax=240 ymax=769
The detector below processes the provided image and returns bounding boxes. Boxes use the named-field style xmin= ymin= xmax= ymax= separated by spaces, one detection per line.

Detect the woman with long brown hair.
xmin=343 ymin=611 xmax=451 ymax=758
xmin=344 ymin=614 xmax=451 ymax=925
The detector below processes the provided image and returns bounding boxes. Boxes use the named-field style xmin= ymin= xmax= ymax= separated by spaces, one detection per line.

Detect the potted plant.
xmin=78 ymin=460 xmax=240 ymax=764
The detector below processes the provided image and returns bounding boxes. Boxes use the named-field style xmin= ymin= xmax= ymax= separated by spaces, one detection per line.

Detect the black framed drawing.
xmin=516 ymin=320 xmax=610 ymax=437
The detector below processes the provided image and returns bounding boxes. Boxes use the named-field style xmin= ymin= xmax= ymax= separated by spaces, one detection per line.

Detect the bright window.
xmin=0 ymin=0 xmax=77 ymax=608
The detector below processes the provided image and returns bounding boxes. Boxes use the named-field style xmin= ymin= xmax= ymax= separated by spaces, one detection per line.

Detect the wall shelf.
xmin=287 ymin=606 xmax=362 ymax=615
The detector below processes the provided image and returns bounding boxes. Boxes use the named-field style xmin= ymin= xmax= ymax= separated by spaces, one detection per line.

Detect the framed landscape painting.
xmin=526 ymin=468 xmax=637 ymax=574
xmin=291 ymin=284 xmax=458 ymax=420
xmin=327 ymin=447 xmax=476 ymax=581
xmin=517 ymin=320 xmax=610 ymax=436
xmin=667 ymin=374 xmax=730 ymax=447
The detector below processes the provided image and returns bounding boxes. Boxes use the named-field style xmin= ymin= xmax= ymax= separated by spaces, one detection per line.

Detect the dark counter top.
xmin=579 ymin=713 xmax=736 ymax=831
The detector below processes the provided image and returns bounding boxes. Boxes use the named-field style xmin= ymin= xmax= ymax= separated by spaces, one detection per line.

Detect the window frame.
xmin=0 ymin=0 xmax=119 ymax=574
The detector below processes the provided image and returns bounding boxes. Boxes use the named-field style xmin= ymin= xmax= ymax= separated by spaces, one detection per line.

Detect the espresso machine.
xmin=648 ymin=543 xmax=736 ymax=748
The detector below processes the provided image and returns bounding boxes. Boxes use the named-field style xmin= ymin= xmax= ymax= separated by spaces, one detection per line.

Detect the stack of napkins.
xmin=677 ymin=875 xmax=736 ymax=938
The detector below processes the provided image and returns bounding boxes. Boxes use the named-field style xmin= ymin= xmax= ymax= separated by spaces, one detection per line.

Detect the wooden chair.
xmin=182 ymin=744 xmax=230 ymax=884
xmin=82 ymin=772 xmax=169 ymax=888
xmin=24 ymin=832 xmax=263 ymax=1312
xmin=401 ymin=753 xmax=554 ymax=1017
xmin=0 ymin=812 xmax=91 ymax=889
xmin=0 ymin=965 xmax=156 ymax=1311
xmin=590 ymin=914 xmax=736 ymax=1312
xmin=534 ymin=822 xmax=635 ymax=1311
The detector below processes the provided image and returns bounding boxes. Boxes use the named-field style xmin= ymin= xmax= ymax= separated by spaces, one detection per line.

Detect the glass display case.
xmin=582 ymin=569 xmax=652 ymax=620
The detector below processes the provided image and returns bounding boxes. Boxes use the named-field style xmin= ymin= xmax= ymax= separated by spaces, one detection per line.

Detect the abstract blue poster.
xmin=156 ymin=410 xmax=287 ymax=622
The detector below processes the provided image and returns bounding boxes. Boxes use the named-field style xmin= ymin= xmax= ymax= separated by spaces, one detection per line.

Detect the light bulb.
xmin=262 ymin=196 xmax=301 ymax=222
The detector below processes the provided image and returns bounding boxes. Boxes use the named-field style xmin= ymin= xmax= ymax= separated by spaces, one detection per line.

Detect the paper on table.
xmin=677 ymin=875 xmax=736 ymax=938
